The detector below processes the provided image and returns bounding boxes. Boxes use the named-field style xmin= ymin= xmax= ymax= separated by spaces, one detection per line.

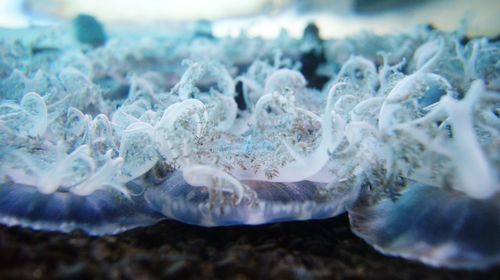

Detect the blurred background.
xmin=0 ymin=0 xmax=499 ymax=38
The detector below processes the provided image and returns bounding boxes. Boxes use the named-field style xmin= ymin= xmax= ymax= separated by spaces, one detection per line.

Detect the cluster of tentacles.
xmin=0 ymin=24 xmax=498 ymax=269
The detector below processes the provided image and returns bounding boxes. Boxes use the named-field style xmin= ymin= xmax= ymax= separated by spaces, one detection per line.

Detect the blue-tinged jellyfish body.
xmin=0 ymin=21 xmax=499 ymax=271
xmin=0 ymin=182 xmax=164 ymax=235
xmin=144 ymin=171 xmax=355 ymax=227
xmin=348 ymin=183 xmax=500 ymax=269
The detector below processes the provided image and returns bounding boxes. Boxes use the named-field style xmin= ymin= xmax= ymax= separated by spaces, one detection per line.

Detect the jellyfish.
xmin=0 ymin=92 xmax=163 ymax=235
xmin=0 ymin=23 xmax=498 ymax=270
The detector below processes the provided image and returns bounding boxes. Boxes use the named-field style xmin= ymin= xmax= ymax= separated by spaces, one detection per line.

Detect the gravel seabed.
xmin=1 ymin=213 xmax=498 ymax=279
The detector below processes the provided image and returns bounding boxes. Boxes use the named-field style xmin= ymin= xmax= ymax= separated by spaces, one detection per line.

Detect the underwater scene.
xmin=0 ymin=0 xmax=499 ymax=278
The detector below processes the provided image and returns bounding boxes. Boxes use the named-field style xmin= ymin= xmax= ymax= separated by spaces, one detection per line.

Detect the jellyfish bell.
xmin=348 ymin=182 xmax=500 ymax=269
xmin=0 ymin=144 xmax=163 ymax=235
xmin=142 ymin=168 xmax=358 ymax=227
xmin=0 ymin=181 xmax=163 ymax=235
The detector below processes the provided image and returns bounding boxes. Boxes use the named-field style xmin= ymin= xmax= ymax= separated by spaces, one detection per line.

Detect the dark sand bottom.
xmin=0 ymin=214 xmax=498 ymax=279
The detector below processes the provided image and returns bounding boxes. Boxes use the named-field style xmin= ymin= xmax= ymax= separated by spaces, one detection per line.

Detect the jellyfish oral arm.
xmin=231 ymin=84 xmax=346 ymax=183
xmin=182 ymin=164 xmax=246 ymax=204
xmin=441 ymin=81 xmax=498 ymax=199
